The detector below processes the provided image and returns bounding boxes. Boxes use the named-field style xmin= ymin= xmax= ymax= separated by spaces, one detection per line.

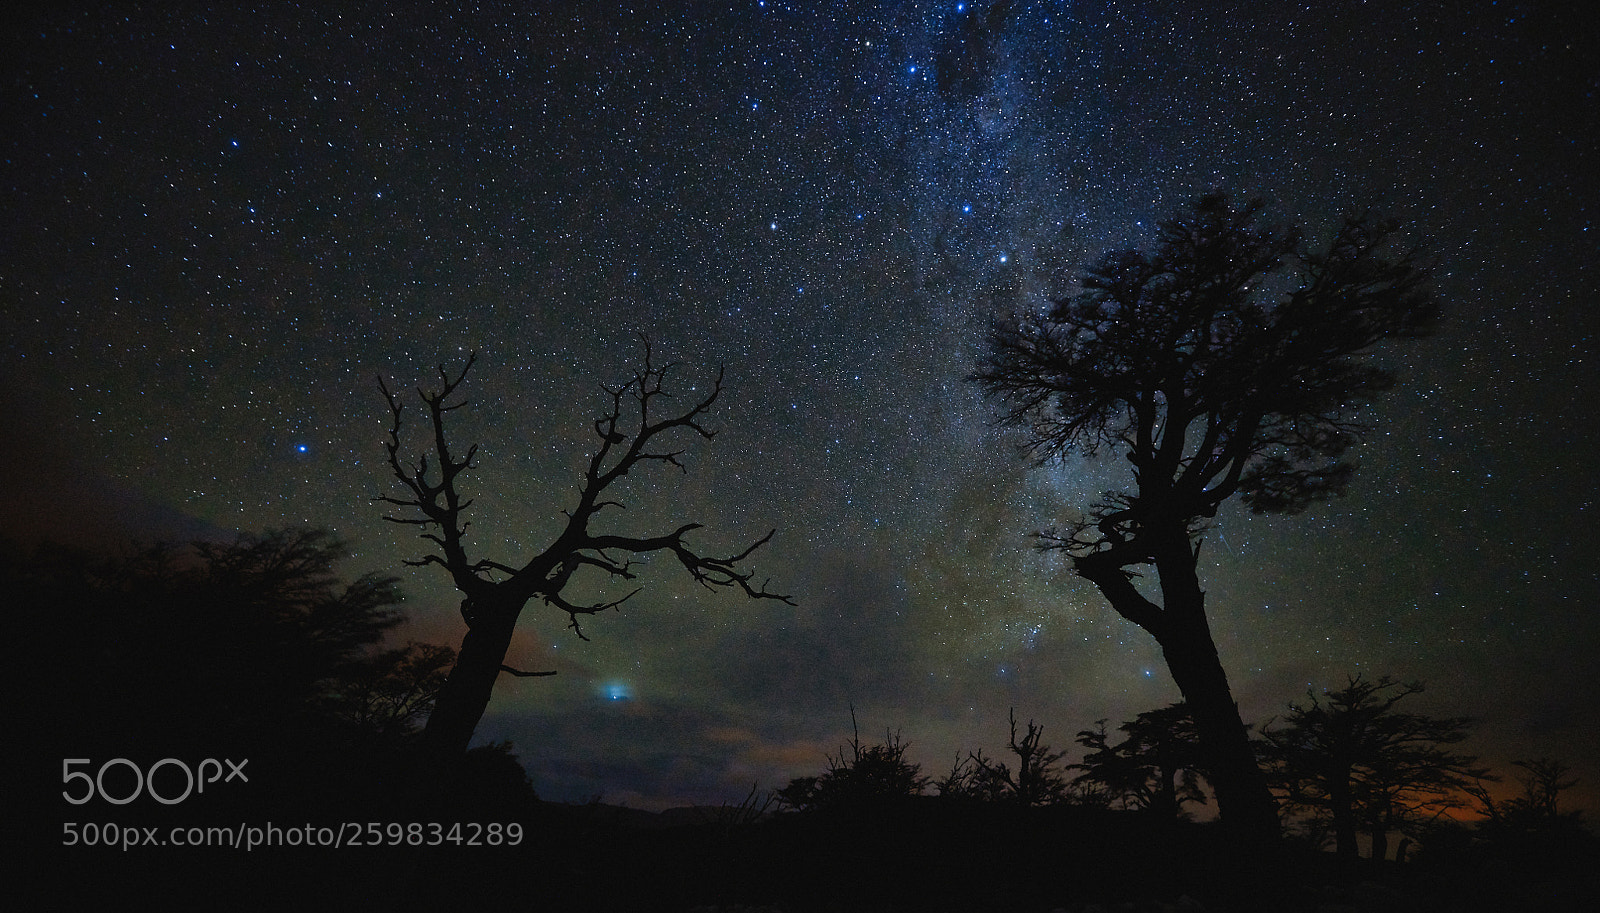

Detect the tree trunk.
xmin=1156 ymin=768 xmax=1178 ymax=819
xmin=419 ymin=595 xmax=524 ymax=764
xmin=1158 ymin=621 xmax=1280 ymax=846
xmin=1142 ymin=527 xmax=1279 ymax=847
xmin=1370 ymin=826 xmax=1389 ymax=862
xmin=1328 ymin=765 xmax=1359 ymax=863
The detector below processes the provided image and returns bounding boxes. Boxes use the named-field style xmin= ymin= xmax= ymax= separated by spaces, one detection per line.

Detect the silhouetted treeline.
xmin=758 ymin=699 xmax=1596 ymax=909
xmin=13 ymin=528 xmax=536 ymax=819
xmin=16 ymin=531 xmax=1596 ymax=909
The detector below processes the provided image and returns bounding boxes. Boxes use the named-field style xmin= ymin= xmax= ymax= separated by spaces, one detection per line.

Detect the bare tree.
xmin=1506 ymin=758 xmax=1581 ymax=821
xmin=973 ymin=194 xmax=1437 ymax=845
xmin=379 ymin=340 xmax=790 ymax=768
xmin=1469 ymin=756 xmax=1582 ymax=830
xmin=952 ymin=708 xmax=1072 ymax=806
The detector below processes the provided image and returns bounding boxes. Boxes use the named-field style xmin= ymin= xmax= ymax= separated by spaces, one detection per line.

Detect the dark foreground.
xmin=29 ymin=792 xmax=1598 ymax=912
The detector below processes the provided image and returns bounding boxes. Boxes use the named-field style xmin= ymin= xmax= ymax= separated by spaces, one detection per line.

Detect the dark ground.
xmin=28 ymin=791 xmax=1599 ymax=912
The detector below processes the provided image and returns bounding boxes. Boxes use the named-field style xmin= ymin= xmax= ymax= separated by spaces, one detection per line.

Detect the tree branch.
xmin=543 ymin=587 xmax=642 ymax=641
xmin=500 ymin=664 xmax=558 ymax=678
xmin=1074 ymin=547 xmax=1167 ymax=640
xmin=380 ymin=340 xmax=790 ymax=651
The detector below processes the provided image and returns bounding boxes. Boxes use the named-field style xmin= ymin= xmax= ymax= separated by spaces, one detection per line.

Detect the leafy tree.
xmin=328 ymin=640 xmax=456 ymax=746
xmin=15 ymin=528 xmax=408 ymax=751
xmin=973 ymin=194 xmax=1437 ymax=844
xmin=379 ymin=341 xmax=791 ymax=770
xmin=12 ymin=528 xmax=462 ymax=819
xmin=1073 ymin=702 xmax=1209 ymax=820
xmin=1260 ymin=675 xmax=1488 ymax=862
xmin=940 ymin=708 xmax=1071 ymax=806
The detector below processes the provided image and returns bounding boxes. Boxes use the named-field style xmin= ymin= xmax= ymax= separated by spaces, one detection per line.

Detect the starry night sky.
xmin=5 ymin=2 xmax=1597 ymax=813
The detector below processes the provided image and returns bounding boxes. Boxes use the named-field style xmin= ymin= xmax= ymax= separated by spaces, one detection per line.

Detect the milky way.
xmin=5 ymin=2 xmax=1596 ymax=811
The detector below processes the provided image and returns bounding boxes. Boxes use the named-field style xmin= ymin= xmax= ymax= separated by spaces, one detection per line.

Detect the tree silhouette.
xmin=379 ymin=340 xmax=791 ymax=770
xmin=328 ymin=640 xmax=456 ymax=746
xmin=12 ymin=527 xmax=447 ymax=817
xmin=1260 ymin=675 xmax=1488 ymax=862
xmin=973 ymin=194 xmax=1437 ymax=845
xmin=776 ymin=711 xmax=929 ymax=814
xmin=1462 ymin=756 xmax=1595 ymax=872
xmin=1073 ymin=702 xmax=1209 ymax=820
xmin=1502 ymin=758 xmax=1581 ymax=823
xmin=16 ymin=529 xmax=407 ymax=748
xmin=941 ymin=708 xmax=1071 ymax=806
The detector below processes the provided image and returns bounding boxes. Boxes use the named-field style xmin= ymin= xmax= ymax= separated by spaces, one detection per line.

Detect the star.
xmin=4 ymin=0 xmax=1593 ymax=818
